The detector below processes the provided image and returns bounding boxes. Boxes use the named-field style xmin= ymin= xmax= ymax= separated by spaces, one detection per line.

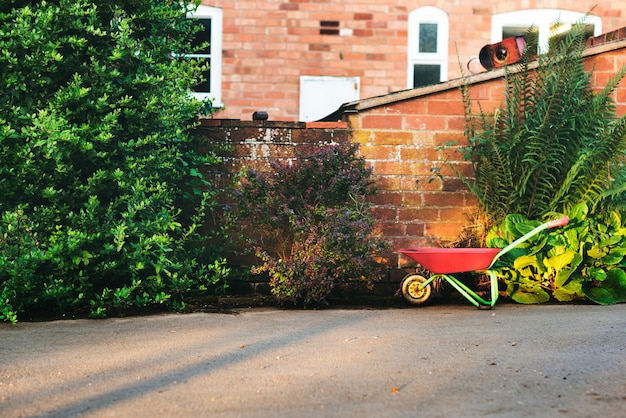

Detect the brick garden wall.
xmin=196 ymin=119 xmax=353 ymax=269
xmin=198 ymin=119 xmax=351 ymax=176
xmin=346 ymin=41 xmax=626 ymax=252
xmin=347 ymin=85 xmax=487 ymax=250
xmin=197 ymin=39 xmax=626 ymax=281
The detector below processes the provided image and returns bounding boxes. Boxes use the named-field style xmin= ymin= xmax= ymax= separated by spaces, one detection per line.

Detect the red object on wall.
xmin=479 ymin=36 xmax=526 ymax=69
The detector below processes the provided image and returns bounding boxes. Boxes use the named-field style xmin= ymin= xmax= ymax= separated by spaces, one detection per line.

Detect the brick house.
xmin=194 ymin=0 xmax=626 ymax=121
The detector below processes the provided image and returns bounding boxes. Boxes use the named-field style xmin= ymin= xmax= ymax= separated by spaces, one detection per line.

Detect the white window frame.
xmin=491 ymin=9 xmax=602 ymax=54
xmin=407 ymin=6 xmax=449 ymax=88
xmin=186 ymin=5 xmax=223 ymax=107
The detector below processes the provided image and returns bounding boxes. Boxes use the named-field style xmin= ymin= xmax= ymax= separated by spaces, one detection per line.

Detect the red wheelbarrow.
xmin=397 ymin=216 xmax=569 ymax=309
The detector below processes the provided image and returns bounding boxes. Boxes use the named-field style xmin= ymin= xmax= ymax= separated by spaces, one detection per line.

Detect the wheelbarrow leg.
xmin=436 ymin=270 xmax=499 ymax=309
xmin=486 ymin=270 xmax=499 ymax=308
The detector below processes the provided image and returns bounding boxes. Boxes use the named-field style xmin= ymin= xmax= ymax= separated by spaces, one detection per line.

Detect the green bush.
xmin=228 ymin=143 xmax=390 ymax=306
xmin=0 ymin=0 xmax=228 ymax=323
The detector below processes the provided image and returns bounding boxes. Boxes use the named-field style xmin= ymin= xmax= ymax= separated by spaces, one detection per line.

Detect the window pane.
xmin=419 ymin=23 xmax=438 ymax=53
xmin=548 ymin=23 xmax=595 ymax=51
xmin=502 ymin=26 xmax=535 ymax=39
xmin=192 ymin=18 xmax=212 ymax=55
xmin=413 ymin=64 xmax=440 ymax=87
xmin=502 ymin=24 xmax=595 ymax=53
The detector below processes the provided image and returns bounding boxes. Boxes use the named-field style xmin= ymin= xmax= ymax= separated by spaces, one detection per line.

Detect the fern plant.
xmin=462 ymin=22 xmax=626 ymax=225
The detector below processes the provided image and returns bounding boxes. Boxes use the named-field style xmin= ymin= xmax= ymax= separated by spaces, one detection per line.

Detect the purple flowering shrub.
xmin=230 ymin=143 xmax=390 ymax=305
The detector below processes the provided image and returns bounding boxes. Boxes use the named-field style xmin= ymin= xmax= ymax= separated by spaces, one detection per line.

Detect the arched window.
xmin=407 ymin=7 xmax=449 ymax=88
xmin=491 ymin=9 xmax=602 ymax=54
xmin=187 ymin=5 xmax=223 ymax=106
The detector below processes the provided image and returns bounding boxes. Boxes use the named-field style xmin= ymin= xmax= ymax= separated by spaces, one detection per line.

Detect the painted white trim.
xmin=187 ymin=5 xmax=223 ymax=107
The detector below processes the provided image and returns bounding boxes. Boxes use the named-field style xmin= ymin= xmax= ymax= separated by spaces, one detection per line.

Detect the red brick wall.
xmin=196 ymin=119 xmax=352 ymax=267
xmin=197 ymin=119 xmax=350 ymax=178
xmin=585 ymin=41 xmax=626 ymax=115
xmin=198 ymin=40 xmax=626 ymax=268
xmin=349 ymin=87 xmax=479 ymax=249
xmin=348 ymin=41 xmax=626 ymax=251
xmin=202 ymin=0 xmax=626 ymax=121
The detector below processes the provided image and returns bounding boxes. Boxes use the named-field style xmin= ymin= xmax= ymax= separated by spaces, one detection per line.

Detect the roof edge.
xmin=321 ymin=37 xmax=626 ymax=121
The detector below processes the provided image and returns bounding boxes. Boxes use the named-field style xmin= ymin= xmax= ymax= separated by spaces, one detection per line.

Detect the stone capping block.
xmin=199 ymin=118 xmax=348 ymax=130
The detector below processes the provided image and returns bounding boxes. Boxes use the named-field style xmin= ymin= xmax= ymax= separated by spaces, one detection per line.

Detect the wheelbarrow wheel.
xmin=401 ymin=274 xmax=432 ymax=305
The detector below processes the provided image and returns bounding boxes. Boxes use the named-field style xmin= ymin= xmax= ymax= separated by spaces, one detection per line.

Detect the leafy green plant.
xmin=228 ymin=143 xmax=390 ymax=306
xmin=488 ymin=203 xmax=626 ymax=305
xmin=460 ymin=21 xmax=626 ymax=226
xmin=0 ymin=0 xmax=229 ymax=323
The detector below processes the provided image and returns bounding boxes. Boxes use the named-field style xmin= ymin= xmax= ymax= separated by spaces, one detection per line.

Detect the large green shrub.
xmin=0 ymin=0 xmax=228 ymax=323
xmin=228 ymin=143 xmax=390 ymax=306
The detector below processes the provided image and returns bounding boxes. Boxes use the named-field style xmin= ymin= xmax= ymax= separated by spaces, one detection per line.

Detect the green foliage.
xmin=0 ymin=0 xmax=229 ymax=323
xmin=461 ymin=22 xmax=626 ymax=223
xmin=448 ymin=18 xmax=626 ymax=304
xmin=453 ymin=19 xmax=626 ymax=305
xmin=228 ymin=143 xmax=390 ymax=306
xmin=488 ymin=203 xmax=626 ymax=305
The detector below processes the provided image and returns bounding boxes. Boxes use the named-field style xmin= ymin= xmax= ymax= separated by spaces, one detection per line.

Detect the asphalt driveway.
xmin=1 ymin=303 xmax=625 ymax=417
